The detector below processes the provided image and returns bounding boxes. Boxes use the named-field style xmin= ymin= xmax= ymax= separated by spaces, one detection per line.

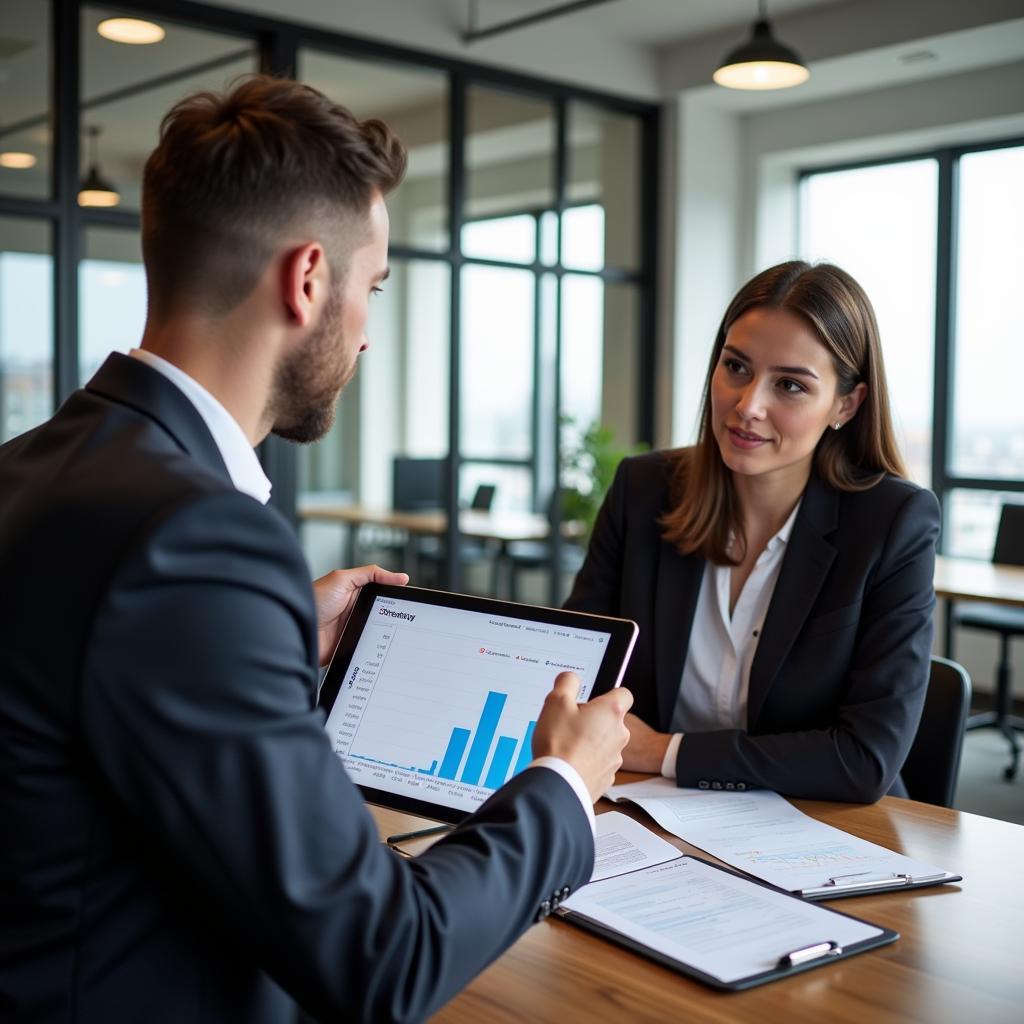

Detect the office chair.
xmin=500 ymin=491 xmax=586 ymax=603
xmin=417 ymin=483 xmax=499 ymax=591
xmin=952 ymin=503 xmax=1024 ymax=780
xmin=901 ymin=656 xmax=971 ymax=808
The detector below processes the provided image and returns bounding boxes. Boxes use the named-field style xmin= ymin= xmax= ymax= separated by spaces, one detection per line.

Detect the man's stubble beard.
xmin=269 ymin=285 xmax=355 ymax=444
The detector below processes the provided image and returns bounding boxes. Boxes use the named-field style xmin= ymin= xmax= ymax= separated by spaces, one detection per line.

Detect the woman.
xmin=565 ymin=261 xmax=938 ymax=802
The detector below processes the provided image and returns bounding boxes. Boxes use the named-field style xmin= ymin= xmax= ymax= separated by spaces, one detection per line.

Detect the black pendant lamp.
xmin=78 ymin=126 xmax=120 ymax=208
xmin=713 ymin=0 xmax=810 ymax=91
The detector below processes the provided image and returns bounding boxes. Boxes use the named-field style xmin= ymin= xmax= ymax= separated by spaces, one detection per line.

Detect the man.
xmin=0 ymin=76 xmax=632 ymax=1023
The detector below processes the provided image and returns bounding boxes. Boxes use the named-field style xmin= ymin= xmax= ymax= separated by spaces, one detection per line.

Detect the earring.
xmin=833 ymin=421 xmax=842 ymax=430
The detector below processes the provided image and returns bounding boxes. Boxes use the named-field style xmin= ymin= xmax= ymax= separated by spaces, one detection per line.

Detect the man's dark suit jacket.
xmin=565 ymin=449 xmax=939 ymax=803
xmin=0 ymin=354 xmax=592 ymax=1023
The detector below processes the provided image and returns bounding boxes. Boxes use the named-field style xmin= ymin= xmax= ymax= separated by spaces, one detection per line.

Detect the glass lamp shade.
xmin=713 ymin=19 xmax=810 ymax=90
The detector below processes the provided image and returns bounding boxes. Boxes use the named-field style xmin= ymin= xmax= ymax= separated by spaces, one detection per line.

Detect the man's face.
xmin=272 ymin=195 xmax=390 ymax=443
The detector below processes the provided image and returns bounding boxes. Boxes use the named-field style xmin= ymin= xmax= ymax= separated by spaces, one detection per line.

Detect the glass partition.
xmin=565 ymin=103 xmax=641 ymax=272
xmin=0 ymin=1 xmax=50 ymax=200
xmin=0 ymin=218 xmax=52 ymax=441
xmin=81 ymin=5 xmax=256 ymax=212
xmin=300 ymin=50 xmax=449 ymax=252
xmin=78 ymin=226 xmax=145 ymax=383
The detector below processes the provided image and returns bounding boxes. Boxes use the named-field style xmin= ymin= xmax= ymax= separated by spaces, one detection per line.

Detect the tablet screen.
xmin=321 ymin=587 xmax=635 ymax=821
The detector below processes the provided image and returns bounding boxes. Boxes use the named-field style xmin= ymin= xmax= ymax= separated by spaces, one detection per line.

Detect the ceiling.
xmin=0 ymin=0 xmax=1022 ymax=203
xmin=462 ymin=0 xmax=846 ymax=48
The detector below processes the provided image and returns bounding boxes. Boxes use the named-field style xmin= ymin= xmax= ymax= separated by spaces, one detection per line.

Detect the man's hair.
xmin=141 ymin=74 xmax=407 ymax=318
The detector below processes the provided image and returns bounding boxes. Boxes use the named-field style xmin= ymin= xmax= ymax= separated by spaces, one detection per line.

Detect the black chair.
xmin=901 ymin=656 xmax=971 ymax=808
xmin=417 ymin=484 xmax=499 ymax=591
xmin=952 ymin=503 xmax=1024 ymax=780
xmin=499 ymin=492 xmax=586 ymax=603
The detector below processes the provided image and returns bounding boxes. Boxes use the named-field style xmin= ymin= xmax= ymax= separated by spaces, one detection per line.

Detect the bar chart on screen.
xmin=325 ymin=596 xmax=609 ymax=812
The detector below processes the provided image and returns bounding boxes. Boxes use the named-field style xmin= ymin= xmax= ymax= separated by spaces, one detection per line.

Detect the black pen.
xmin=386 ymin=824 xmax=452 ymax=845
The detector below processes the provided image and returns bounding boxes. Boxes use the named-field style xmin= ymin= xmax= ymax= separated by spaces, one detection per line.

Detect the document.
xmin=562 ymin=857 xmax=884 ymax=984
xmin=591 ymin=811 xmax=682 ymax=882
xmin=605 ymin=779 xmax=956 ymax=895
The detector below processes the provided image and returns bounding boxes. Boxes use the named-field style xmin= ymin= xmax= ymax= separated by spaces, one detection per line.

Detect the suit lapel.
xmin=85 ymin=352 xmax=232 ymax=485
xmin=747 ymin=473 xmax=839 ymax=725
xmin=653 ymin=541 xmax=705 ymax=730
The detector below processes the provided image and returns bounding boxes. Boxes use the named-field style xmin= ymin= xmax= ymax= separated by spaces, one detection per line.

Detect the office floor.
xmin=954 ymin=728 xmax=1024 ymax=825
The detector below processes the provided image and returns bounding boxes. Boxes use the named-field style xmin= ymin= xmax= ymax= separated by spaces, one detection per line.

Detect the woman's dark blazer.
xmin=565 ymin=449 xmax=940 ymax=802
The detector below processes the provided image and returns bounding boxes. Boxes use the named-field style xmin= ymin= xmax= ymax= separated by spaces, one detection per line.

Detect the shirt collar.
xmin=129 ymin=348 xmax=272 ymax=505
xmin=767 ymin=497 xmax=802 ymax=551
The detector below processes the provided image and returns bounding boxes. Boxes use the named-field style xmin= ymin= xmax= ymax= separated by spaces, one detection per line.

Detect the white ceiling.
xmin=463 ymin=0 xmax=846 ymax=48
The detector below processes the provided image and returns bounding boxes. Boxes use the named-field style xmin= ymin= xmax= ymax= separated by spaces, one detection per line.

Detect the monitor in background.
xmin=392 ymin=456 xmax=445 ymax=511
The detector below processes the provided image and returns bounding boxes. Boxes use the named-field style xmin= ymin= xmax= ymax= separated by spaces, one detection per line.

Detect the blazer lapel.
xmin=653 ymin=541 xmax=705 ymax=730
xmin=85 ymin=352 xmax=232 ymax=485
xmin=747 ymin=473 xmax=839 ymax=725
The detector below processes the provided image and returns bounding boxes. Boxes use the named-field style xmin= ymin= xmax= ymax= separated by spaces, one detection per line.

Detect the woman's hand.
xmin=621 ymin=712 xmax=673 ymax=773
xmin=313 ymin=565 xmax=409 ymax=666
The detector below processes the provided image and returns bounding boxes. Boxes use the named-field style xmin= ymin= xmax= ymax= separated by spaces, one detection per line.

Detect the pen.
xmin=385 ymin=824 xmax=453 ymax=845
xmin=796 ymin=871 xmax=949 ymax=897
xmin=777 ymin=940 xmax=842 ymax=968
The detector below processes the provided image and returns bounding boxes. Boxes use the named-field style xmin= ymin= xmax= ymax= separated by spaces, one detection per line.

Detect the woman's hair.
xmin=661 ymin=260 xmax=906 ymax=564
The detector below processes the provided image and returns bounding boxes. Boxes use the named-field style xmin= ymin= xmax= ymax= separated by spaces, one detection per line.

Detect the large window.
xmin=800 ymin=141 xmax=1024 ymax=557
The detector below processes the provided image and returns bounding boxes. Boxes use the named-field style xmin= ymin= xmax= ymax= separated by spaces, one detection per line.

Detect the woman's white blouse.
xmin=660 ymin=500 xmax=802 ymax=778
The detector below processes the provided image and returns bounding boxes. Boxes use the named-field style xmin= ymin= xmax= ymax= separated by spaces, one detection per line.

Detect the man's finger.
xmin=552 ymin=672 xmax=580 ymax=699
xmin=371 ymin=567 xmax=409 ymax=586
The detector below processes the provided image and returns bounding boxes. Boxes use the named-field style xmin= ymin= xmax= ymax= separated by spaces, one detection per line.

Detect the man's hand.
xmin=313 ymin=565 xmax=409 ymax=666
xmin=531 ymin=672 xmax=633 ymax=803
xmin=620 ymin=712 xmax=672 ymax=773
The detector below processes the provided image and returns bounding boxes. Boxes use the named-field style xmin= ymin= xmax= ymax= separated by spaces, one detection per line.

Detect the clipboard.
xmin=555 ymin=855 xmax=898 ymax=991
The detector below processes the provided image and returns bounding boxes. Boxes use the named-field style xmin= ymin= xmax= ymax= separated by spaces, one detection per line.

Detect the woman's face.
xmin=710 ymin=306 xmax=864 ymax=487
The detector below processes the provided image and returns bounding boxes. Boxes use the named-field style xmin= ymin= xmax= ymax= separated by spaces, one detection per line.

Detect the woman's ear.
xmin=836 ymin=381 xmax=867 ymax=427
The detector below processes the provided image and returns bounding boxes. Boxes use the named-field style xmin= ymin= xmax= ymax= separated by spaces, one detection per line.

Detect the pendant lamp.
xmin=713 ymin=0 xmax=810 ymax=91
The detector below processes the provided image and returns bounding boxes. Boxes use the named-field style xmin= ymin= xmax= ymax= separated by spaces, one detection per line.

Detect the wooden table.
xmin=368 ymin=782 xmax=1022 ymax=1023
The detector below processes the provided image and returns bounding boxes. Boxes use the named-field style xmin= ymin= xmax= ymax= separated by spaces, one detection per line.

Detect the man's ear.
xmin=281 ymin=242 xmax=327 ymax=328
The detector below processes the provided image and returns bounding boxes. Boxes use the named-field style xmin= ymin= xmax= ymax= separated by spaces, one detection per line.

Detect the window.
xmin=800 ymin=141 xmax=1024 ymax=557
xmin=800 ymin=159 xmax=937 ymax=486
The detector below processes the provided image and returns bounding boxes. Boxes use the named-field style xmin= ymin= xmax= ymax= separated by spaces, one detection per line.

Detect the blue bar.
xmin=439 ymin=728 xmax=471 ymax=780
xmin=513 ymin=720 xmax=537 ymax=777
xmin=484 ymin=736 xmax=518 ymax=789
xmin=461 ymin=691 xmax=508 ymax=785
xmin=417 ymin=760 xmax=438 ymax=776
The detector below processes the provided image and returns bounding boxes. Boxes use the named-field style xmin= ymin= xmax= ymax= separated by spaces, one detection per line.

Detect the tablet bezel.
xmin=318 ymin=583 xmax=638 ymax=824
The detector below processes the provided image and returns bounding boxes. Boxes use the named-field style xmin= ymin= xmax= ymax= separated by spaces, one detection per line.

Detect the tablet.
xmin=319 ymin=584 xmax=638 ymax=824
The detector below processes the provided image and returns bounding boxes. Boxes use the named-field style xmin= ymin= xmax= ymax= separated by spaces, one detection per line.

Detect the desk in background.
xmin=298 ymin=501 xmax=582 ymax=593
xmin=934 ymin=554 xmax=1024 ymax=773
xmin=370 ymin=780 xmax=1021 ymax=1023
